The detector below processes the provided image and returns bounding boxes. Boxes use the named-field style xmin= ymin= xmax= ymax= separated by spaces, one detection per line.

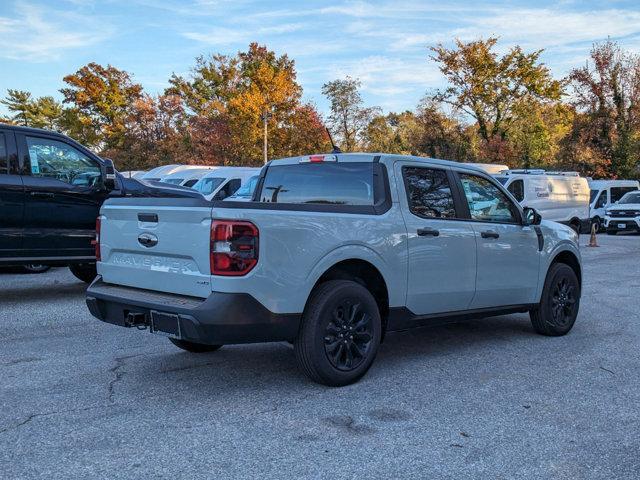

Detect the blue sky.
xmin=1 ymin=0 xmax=640 ymax=116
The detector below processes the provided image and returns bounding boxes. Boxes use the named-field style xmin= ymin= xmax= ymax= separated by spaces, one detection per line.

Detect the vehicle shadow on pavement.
xmin=1 ymin=282 xmax=87 ymax=304
xmin=107 ymin=314 xmax=538 ymax=396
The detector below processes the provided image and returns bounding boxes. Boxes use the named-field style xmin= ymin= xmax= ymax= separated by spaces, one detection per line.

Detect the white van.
xmin=192 ymin=167 xmax=261 ymax=201
xmin=465 ymin=163 xmax=509 ymax=175
xmin=588 ymin=179 xmax=639 ymax=231
xmin=159 ymin=167 xmax=216 ymax=188
xmin=495 ymin=170 xmax=590 ymax=232
xmin=141 ymin=164 xmax=182 ymax=182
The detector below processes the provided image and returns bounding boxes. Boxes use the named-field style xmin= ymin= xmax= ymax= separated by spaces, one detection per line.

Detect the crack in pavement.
xmin=0 ymin=405 xmax=106 ymax=435
xmin=107 ymin=354 xmax=146 ymax=404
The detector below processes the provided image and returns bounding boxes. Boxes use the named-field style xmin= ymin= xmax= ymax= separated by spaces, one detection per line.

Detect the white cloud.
xmin=0 ymin=1 xmax=113 ymax=61
xmin=182 ymin=22 xmax=305 ymax=45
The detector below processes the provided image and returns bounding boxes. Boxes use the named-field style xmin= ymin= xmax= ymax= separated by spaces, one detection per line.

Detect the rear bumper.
xmin=86 ymin=277 xmax=301 ymax=344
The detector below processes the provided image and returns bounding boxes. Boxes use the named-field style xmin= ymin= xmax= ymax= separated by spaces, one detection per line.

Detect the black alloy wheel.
xmin=323 ymin=300 xmax=374 ymax=372
xmin=550 ymin=276 xmax=578 ymax=328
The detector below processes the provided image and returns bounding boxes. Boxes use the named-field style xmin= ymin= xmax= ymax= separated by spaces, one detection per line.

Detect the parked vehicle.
xmin=120 ymin=170 xmax=146 ymax=179
xmin=494 ymin=170 xmax=590 ymax=233
xmin=465 ymin=163 xmax=509 ymax=175
xmin=192 ymin=167 xmax=260 ymax=200
xmin=225 ymin=175 xmax=260 ymax=201
xmin=86 ymin=153 xmax=582 ymax=386
xmin=141 ymin=164 xmax=182 ymax=182
xmin=159 ymin=167 xmax=215 ymax=188
xmin=589 ymin=180 xmax=639 ymax=232
xmin=0 ymin=124 xmax=198 ymax=282
xmin=604 ymin=190 xmax=640 ymax=235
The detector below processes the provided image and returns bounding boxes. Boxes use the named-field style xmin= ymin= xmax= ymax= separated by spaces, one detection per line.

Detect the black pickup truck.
xmin=0 ymin=124 xmax=197 ymax=282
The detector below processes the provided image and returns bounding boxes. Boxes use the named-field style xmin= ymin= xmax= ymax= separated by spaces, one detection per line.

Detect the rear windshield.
xmin=259 ymin=163 xmax=374 ymax=205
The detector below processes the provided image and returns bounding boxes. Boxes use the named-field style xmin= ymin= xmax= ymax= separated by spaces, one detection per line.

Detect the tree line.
xmin=1 ymin=39 xmax=639 ymax=178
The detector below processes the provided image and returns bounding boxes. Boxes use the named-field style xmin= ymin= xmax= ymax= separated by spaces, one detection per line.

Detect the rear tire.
xmin=294 ymin=280 xmax=382 ymax=387
xmin=69 ymin=263 xmax=97 ymax=283
xmin=169 ymin=338 xmax=223 ymax=353
xmin=530 ymin=263 xmax=580 ymax=336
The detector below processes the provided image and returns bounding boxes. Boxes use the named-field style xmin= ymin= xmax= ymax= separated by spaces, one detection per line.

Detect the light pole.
xmin=261 ymin=109 xmax=272 ymax=164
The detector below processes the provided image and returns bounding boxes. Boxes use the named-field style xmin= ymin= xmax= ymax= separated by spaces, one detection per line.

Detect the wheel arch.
xmin=549 ymin=249 xmax=582 ymax=287
xmin=307 ymin=258 xmax=391 ymax=336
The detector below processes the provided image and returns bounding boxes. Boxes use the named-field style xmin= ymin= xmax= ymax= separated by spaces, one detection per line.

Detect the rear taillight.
xmin=210 ymin=220 xmax=259 ymax=276
xmin=92 ymin=217 xmax=101 ymax=261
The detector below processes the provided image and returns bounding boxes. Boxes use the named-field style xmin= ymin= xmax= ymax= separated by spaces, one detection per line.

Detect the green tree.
xmin=410 ymin=99 xmax=477 ymax=162
xmin=1 ymin=89 xmax=35 ymax=126
xmin=430 ymin=38 xmax=564 ymax=144
xmin=570 ymin=40 xmax=640 ymax=178
xmin=322 ymin=77 xmax=380 ymax=151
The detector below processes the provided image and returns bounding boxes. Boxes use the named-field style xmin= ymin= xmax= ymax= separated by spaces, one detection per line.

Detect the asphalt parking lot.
xmin=1 ymin=234 xmax=639 ymax=479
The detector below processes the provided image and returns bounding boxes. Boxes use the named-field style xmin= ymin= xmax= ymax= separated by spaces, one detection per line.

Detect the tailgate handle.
xmin=138 ymin=213 xmax=158 ymax=223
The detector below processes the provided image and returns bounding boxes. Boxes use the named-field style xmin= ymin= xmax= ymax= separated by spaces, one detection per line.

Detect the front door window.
xmin=26 ymin=136 xmax=101 ymax=188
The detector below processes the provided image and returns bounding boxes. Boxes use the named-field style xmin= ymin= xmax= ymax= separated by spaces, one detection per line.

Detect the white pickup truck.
xmin=87 ymin=153 xmax=582 ymax=386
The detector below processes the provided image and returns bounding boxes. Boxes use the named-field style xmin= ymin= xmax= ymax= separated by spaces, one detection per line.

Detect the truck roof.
xmin=268 ymin=153 xmax=487 ymax=173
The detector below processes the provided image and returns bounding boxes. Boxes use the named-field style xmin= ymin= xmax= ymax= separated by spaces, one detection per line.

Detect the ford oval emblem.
xmin=138 ymin=232 xmax=158 ymax=248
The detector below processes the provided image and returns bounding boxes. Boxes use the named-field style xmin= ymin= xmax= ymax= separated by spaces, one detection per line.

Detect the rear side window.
xmin=507 ymin=179 xmax=525 ymax=202
xmin=0 ymin=133 xmax=7 ymax=174
xmin=259 ymin=163 xmax=374 ymax=205
xmin=402 ymin=166 xmax=456 ymax=219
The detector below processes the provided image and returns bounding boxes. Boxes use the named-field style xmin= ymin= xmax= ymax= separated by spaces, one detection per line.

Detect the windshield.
xmin=590 ymin=190 xmax=599 ymax=203
xmin=163 ymin=178 xmax=184 ymax=185
xmin=195 ymin=177 xmax=225 ymax=195
xmin=619 ymin=192 xmax=640 ymax=204
xmin=231 ymin=175 xmax=259 ymax=198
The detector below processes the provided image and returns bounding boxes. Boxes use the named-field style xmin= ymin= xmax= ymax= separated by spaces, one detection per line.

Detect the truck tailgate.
xmin=98 ymin=197 xmax=213 ymax=298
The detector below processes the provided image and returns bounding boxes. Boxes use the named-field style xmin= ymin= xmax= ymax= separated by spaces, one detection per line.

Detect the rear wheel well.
xmin=550 ymin=250 xmax=581 ymax=287
xmin=311 ymin=259 xmax=389 ymax=334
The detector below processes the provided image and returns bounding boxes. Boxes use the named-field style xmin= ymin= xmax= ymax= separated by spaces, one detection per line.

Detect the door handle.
xmin=481 ymin=230 xmax=500 ymax=239
xmin=29 ymin=191 xmax=55 ymax=198
xmin=417 ymin=227 xmax=440 ymax=237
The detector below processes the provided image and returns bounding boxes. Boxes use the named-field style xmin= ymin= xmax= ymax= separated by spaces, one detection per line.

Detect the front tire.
xmin=169 ymin=338 xmax=223 ymax=353
xmin=68 ymin=263 xmax=97 ymax=283
xmin=294 ymin=280 xmax=382 ymax=387
xmin=530 ymin=263 xmax=580 ymax=336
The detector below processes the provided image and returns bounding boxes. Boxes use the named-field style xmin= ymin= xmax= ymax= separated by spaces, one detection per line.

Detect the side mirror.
xmin=523 ymin=207 xmax=542 ymax=226
xmin=101 ymin=158 xmax=116 ymax=191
